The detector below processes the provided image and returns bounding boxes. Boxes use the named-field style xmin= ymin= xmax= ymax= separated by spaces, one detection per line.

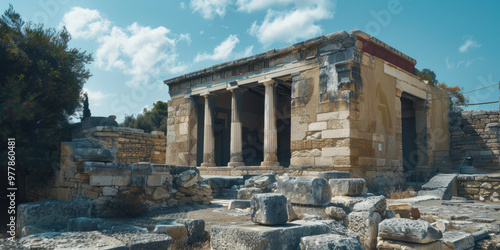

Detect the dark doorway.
xmin=401 ymin=96 xmax=418 ymax=172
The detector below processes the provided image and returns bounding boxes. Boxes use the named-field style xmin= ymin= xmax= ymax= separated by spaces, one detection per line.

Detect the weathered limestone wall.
xmin=289 ymin=40 xmax=360 ymax=170
xmin=53 ymin=139 xmax=212 ymax=217
xmin=73 ymin=126 xmax=166 ymax=164
xmin=449 ymin=110 xmax=500 ymax=170
xmin=457 ymin=174 xmax=500 ymax=201
xmin=166 ymin=98 xmax=198 ymax=166
xmin=351 ymin=43 xmax=449 ymax=192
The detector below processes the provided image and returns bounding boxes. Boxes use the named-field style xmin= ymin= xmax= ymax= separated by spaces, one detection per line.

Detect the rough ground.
xmin=2 ymin=199 xmax=500 ymax=249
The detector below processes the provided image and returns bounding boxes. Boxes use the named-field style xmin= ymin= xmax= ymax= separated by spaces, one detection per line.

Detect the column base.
xmin=227 ymin=162 xmax=245 ymax=168
xmin=200 ymin=163 xmax=216 ymax=167
xmin=261 ymin=161 xmax=280 ymax=166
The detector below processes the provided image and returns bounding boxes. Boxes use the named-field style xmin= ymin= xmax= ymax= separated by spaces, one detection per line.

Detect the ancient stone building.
xmin=164 ymin=30 xmax=450 ymax=191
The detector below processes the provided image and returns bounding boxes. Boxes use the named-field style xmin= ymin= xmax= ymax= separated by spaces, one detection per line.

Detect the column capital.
xmin=259 ymin=79 xmax=276 ymax=87
xmin=202 ymin=93 xmax=216 ymax=98
xmin=395 ymin=89 xmax=403 ymax=97
xmin=229 ymin=87 xmax=246 ymax=93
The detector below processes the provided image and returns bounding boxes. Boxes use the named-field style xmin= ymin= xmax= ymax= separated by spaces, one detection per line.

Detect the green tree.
xmin=81 ymin=92 xmax=91 ymax=120
xmin=120 ymin=101 xmax=169 ymax=133
xmin=0 ymin=5 xmax=93 ymax=195
xmin=418 ymin=68 xmax=438 ymax=86
xmin=418 ymin=68 xmax=467 ymax=105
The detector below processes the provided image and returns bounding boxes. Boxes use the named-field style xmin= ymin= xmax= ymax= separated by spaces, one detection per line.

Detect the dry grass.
xmin=386 ymin=186 xmax=414 ymax=199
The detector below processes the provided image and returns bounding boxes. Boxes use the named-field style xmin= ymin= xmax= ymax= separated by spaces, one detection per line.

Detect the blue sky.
xmin=4 ymin=0 xmax=499 ymax=122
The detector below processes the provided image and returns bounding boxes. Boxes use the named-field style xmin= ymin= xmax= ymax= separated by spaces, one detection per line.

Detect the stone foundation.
xmin=457 ymin=174 xmax=500 ymax=202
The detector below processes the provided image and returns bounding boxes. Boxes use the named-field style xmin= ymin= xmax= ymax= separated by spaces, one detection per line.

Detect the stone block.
xmin=352 ymin=195 xmax=386 ymax=214
xmin=154 ymin=219 xmax=188 ymax=246
xmin=210 ymin=221 xmax=330 ymax=250
xmin=377 ymin=238 xmax=446 ymax=250
xmin=317 ymin=110 xmax=350 ymax=121
xmin=152 ymin=187 xmax=170 ymax=200
xmin=308 ymin=122 xmax=327 ymax=131
xmin=129 ymin=175 xmax=147 ymax=187
xmin=21 ymin=226 xmax=48 ymax=238
xmin=431 ymin=219 xmax=450 ymax=233
xmin=318 ymin=171 xmax=350 ymax=179
xmin=237 ymin=187 xmax=263 ymax=200
xmin=90 ymin=175 xmax=128 ymax=186
xmin=418 ymin=174 xmax=458 ymax=200
xmin=300 ymin=234 xmax=363 ymax=250
xmin=110 ymin=233 xmax=172 ymax=250
xmin=325 ymin=206 xmax=347 ymax=221
xmin=175 ymin=219 xmax=209 ymax=245
xmin=330 ymin=195 xmax=367 ymax=211
xmin=19 ymin=231 xmax=126 ymax=249
xmin=287 ymin=198 xmax=298 ymax=222
xmin=291 ymin=157 xmax=315 ymax=165
xmin=147 ymin=174 xmax=172 ymax=187
xmin=471 ymin=230 xmax=489 ymax=242
xmin=382 ymin=209 xmax=396 ymax=219
xmin=329 ymin=178 xmax=366 ymax=196
xmin=388 ymin=203 xmax=412 ymax=210
xmin=175 ymin=170 xmax=198 ymax=188
xmin=253 ymin=176 xmax=270 ymax=188
xmin=378 ymin=218 xmax=443 ymax=244
xmin=67 ymin=217 xmax=101 ymax=232
xmin=322 ymin=147 xmax=350 ymax=156
xmin=73 ymin=148 xmax=114 ymax=162
xmin=84 ymin=162 xmax=133 ymax=175
xmin=17 ymin=200 xmax=91 ymax=235
xmin=228 ymin=200 xmax=251 ymax=210
xmin=347 ymin=211 xmax=381 ymax=250
xmin=322 ymin=129 xmax=350 ymax=139
xmin=442 ymin=231 xmax=474 ymax=250
xmin=251 ymin=194 xmax=288 ymax=225
xmin=276 ymin=177 xmax=332 ymax=206
xmin=319 ymin=220 xmax=361 ymax=241
xmin=102 ymin=187 xmax=119 ymax=196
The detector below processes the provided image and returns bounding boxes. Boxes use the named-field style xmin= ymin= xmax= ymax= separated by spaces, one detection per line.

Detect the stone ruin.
xmin=4 ymin=170 xmax=500 ymax=249
xmin=54 ymin=137 xmax=213 ymax=217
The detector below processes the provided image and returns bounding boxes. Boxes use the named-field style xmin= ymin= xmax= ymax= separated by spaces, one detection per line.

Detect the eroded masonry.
xmin=164 ymin=30 xmax=450 ymax=192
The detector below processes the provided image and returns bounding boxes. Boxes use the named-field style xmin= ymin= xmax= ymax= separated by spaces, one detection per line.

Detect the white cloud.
xmin=59 ymin=7 xmax=111 ymax=39
xmin=180 ymin=2 xmax=186 ymax=9
xmin=236 ymin=0 xmax=297 ymax=12
xmin=178 ymin=33 xmax=192 ymax=45
xmin=459 ymin=37 xmax=481 ymax=53
xmin=61 ymin=8 xmax=190 ymax=88
xmin=190 ymin=0 xmax=230 ymax=19
xmin=82 ymin=88 xmax=116 ymax=107
xmin=194 ymin=35 xmax=240 ymax=62
xmin=235 ymin=45 xmax=254 ymax=58
xmin=248 ymin=0 xmax=335 ymax=46
xmin=446 ymin=57 xmax=475 ymax=70
xmin=96 ymin=22 xmax=188 ymax=87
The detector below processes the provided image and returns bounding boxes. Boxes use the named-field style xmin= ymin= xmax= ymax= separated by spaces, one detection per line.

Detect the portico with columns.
xmin=164 ymin=30 xmax=451 ymax=192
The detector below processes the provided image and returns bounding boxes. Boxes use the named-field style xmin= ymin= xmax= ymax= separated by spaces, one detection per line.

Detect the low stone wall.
xmin=457 ymin=174 xmax=500 ymax=202
xmin=73 ymin=126 xmax=166 ymax=164
xmin=51 ymin=138 xmax=212 ymax=217
xmin=449 ymin=110 xmax=500 ymax=171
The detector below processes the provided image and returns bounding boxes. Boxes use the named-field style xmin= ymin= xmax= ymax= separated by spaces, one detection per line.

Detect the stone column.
xmin=228 ymin=89 xmax=245 ymax=167
xmin=201 ymin=94 xmax=216 ymax=167
xmin=261 ymin=80 xmax=280 ymax=166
